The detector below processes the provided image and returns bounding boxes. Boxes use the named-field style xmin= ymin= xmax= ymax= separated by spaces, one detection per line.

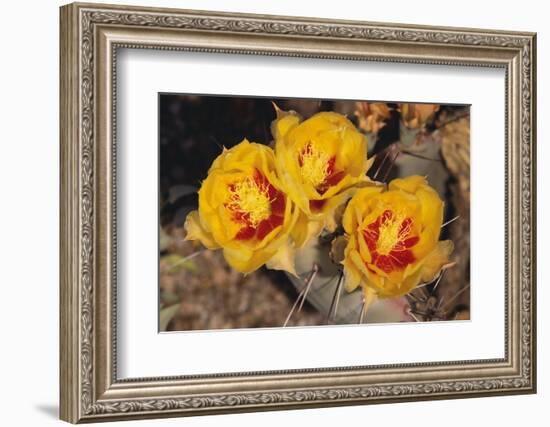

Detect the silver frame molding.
xmin=60 ymin=2 xmax=537 ymax=423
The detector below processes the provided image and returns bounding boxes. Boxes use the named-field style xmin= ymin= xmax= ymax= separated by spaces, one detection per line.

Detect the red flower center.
xmin=225 ymin=169 xmax=285 ymax=241
xmin=362 ymin=210 xmax=419 ymax=273
xmin=298 ymin=143 xmax=345 ymax=212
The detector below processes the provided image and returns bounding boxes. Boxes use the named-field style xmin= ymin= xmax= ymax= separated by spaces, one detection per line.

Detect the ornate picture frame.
xmin=60 ymin=2 xmax=536 ymax=423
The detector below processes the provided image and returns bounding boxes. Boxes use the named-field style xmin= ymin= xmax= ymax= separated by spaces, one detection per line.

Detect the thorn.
xmin=283 ymin=265 xmax=319 ymax=327
xmin=432 ymin=270 xmax=445 ymax=292
xmin=298 ymin=264 xmax=319 ymax=312
xmin=441 ymin=283 xmax=470 ymax=311
xmin=167 ymin=249 xmax=204 ymax=269
xmin=406 ymin=292 xmax=421 ymax=302
xmin=209 ymin=136 xmax=223 ymax=150
xmin=283 ymin=287 xmax=305 ymax=328
xmin=415 ymin=284 xmax=430 ymax=301
xmin=414 ymin=281 xmax=431 ymax=289
xmin=327 ymin=271 xmax=344 ymax=324
xmin=441 ymin=215 xmax=460 ymax=229
xmin=358 ymin=299 xmax=366 ymax=324
xmin=161 ymin=249 xmax=205 ymax=275
xmin=272 ymin=101 xmax=283 ymax=117
xmin=382 ymin=151 xmax=400 ymax=182
xmin=407 ymin=308 xmax=421 ymax=322
xmin=372 ymin=150 xmax=390 ymax=180
xmin=400 ymin=149 xmax=441 ymax=162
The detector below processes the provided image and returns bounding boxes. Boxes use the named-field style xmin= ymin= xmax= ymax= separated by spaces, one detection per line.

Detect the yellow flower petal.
xmin=184 ymin=210 xmax=219 ymax=249
xmin=270 ymin=109 xmax=301 ymax=141
xmin=342 ymin=185 xmax=384 ymax=234
xmin=265 ymin=242 xmax=297 ymax=276
xmin=344 ymin=267 xmax=361 ymax=293
xmin=362 ymin=286 xmax=378 ymax=311
xmin=291 ymin=211 xmax=325 ymax=248
xmin=389 ymin=175 xmax=427 ymax=194
xmin=223 ymin=246 xmax=268 ymax=274
xmin=420 ymin=240 xmax=454 ymax=283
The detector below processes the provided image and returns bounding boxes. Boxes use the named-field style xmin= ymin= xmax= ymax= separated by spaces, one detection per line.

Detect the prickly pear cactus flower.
xmin=354 ymin=102 xmax=391 ymax=134
xmin=184 ymin=140 xmax=300 ymax=274
xmin=398 ymin=103 xmax=440 ymax=129
xmin=342 ymin=175 xmax=454 ymax=304
xmin=272 ymin=109 xmax=373 ymax=246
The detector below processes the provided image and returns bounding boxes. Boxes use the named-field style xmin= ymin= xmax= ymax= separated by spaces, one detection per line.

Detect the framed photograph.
xmin=60 ymin=2 xmax=537 ymax=423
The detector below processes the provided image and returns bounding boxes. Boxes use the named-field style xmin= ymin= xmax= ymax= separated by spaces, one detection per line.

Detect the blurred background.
xmin=159 ymin=94 xmax=470 ymax=332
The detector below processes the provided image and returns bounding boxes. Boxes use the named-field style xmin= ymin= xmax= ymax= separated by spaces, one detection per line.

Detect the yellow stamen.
xmin=300 ymin=144 xmax=331 ymax=187
xmin=377 ymin=212 xmax=410 ymax=255
xmin=228 ymin=177 xmax=272 ymax=227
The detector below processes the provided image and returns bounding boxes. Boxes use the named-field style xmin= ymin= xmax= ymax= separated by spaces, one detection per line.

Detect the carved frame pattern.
xmin=60 ymin=2 xmax=536 ymax=423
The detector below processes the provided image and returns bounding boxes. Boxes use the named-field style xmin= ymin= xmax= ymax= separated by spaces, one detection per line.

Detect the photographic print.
xmin=159 ymin=95 xmax=470 ymax=332
xmin=60 ymin=5 xmax=536 ymax=420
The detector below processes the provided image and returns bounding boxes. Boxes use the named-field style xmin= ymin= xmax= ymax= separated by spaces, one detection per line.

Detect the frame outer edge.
xmin=60 ymin=3 xmax=81 ymax=424
xmin=528 ymin=33 xmax=537 ymax=393
xmin=59 ymin=1 xmax=537 ymax=422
